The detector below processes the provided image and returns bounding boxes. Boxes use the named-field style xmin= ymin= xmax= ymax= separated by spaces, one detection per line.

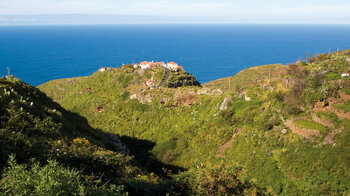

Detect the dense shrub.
xmin=175 ymin=160 xmax=261 ymax=195
xmin=1 ymin=155 xmax=86 ymax=195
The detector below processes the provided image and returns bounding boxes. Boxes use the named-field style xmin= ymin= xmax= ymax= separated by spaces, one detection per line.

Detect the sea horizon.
xmin=1 ymin=24 xmax=350 ymax=86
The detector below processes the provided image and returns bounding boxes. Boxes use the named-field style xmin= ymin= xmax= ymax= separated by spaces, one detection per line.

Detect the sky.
xmin=0 ymin=0 xmax=350 ymax=24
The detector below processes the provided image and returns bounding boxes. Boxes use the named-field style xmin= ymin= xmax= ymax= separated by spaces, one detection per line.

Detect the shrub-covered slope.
xmin=39 ymin=51 xmax=350 ymax=195
xmin=1 ymin=73 xmax=258 ymax=195
xmin=0 ymin=77 xmax=178 ymax=195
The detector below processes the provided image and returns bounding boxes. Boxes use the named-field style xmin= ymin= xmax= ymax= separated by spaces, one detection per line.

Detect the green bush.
xmin=325 ymin=73 xmax=341 ymax=80
xmin=175 ymin=160 xmax=261 ymax=195
xmin=272 ymin=91 xmax=285 ymax=102
xmin=1 ymin=155 xmax=85 ymax=195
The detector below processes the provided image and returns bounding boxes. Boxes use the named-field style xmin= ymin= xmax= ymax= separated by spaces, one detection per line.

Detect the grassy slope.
xmin=0 ymin=77 xmax=179 ymax=195
xmin=204 ymin=63 xmax=288 ymax=93
xmin=39 ymin=53 xmax=350 ymax=195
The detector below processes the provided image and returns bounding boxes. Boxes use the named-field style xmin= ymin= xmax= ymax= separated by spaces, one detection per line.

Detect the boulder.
xmin=220 ymin=96 xmax=232 ymax=111
xmin=212 ymin=88 xmax=224 ymax=95
xmin=197 ymin=88 xmax=210 ymax=95
xmin=130 ymin=94 xmax=138 ymax=100
xmin=281 ymin=129 xmax=288 ymax=134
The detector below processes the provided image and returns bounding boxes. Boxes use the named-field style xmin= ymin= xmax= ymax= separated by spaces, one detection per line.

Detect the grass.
xmin=316 ymin=112 xmax=338 ymax=122
xmin=341 ymin=88 xmax=350 ymax=95
xmin=37 ymin=51 xmax=350 ymax=195
xmin=325 ymin=72 xmax=341 ymax=80
xmin=337 ymin=101 xmax=350 ymax=112
xmin=294 ymin=120 xmax=327 ymax=131
xmin=203 ymin=64 xmax=287 ymax=93
xmin=0 ymin=77 xmax=177 ymax=195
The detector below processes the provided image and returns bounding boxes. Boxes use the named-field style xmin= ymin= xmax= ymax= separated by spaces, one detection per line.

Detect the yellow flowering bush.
xmin=73 ymin=137 xmax=90 ymax=145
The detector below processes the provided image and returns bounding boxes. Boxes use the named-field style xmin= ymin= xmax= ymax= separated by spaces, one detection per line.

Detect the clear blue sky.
xmin=0 ymin=0 xmax=349 ymax=23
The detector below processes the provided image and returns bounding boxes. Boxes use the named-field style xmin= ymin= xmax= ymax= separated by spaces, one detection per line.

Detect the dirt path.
xmin=216 ymin=128 xmax=243 ymax=157
xmin=157 ymin=67 xmax=170 ymax=88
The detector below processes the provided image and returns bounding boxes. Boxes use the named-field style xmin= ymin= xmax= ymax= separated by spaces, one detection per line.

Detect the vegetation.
xmin=0 ymin=77 xmax=176 ymax=195
xmin=2 ymin=155 xmax=88 ymax=195
xmin=2 ymin=49 xmax=349 ymax=195
xmin=294 ymin=119 xmax=327 ymax=131
xmin=337 ymin=101 xmax=350 ymax=112
xmin=165 ymin=70 xmax=201 ymax=88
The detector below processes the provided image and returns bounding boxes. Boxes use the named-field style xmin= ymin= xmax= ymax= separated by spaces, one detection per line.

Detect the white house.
xmin=140 ymin=61 xmax=150 ymax=69
xmin=341 ymin=73 xmax=350 ymax=77
xmin=159 ymin=62 xmax=167 ymax=67
xmin=99 ymin=67 xmax=106 ymax=72
xmin=133 ymin=64 xmax=139 ymax=69
xmin=167 ymin=62 xmax=178 ymax=70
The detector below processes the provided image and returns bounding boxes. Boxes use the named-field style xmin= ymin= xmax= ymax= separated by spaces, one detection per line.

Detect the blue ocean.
xmin=0 ymin=24 xmax=350 ymax=86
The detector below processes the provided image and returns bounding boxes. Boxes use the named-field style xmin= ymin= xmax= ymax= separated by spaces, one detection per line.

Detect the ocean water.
xmin=0 ymin=24 xmax=350 ymax=86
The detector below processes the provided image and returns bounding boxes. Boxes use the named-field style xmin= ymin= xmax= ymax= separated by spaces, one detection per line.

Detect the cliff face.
xmin=36 ymin=50 xmax=350 ymax=194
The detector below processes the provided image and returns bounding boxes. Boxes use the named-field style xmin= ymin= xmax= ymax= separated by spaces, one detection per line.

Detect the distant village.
xmin=133 ymin=61 xmax=183 ymax=70
xmin=99 ymin=61 xmax=183 ymax=72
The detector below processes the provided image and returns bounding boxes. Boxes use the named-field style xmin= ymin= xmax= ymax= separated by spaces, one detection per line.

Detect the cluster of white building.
xmin=98 ymin=61 xmax=183 ymax=73
xmin=341 ymin=73 xmax=349 ymax=77
xmin=133 ymin=61 xmax=182 ymax=70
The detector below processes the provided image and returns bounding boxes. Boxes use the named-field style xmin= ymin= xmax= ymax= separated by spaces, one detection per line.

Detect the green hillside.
xmin=0 ymin=77 xmax=177 ymax=195
xmin=38 ymin=51 xmax=350 ymax=195
xmin=27 ymin=51 xmax=350 ymax=194
xmin=0 ymin=72 xmax=258 ymax=195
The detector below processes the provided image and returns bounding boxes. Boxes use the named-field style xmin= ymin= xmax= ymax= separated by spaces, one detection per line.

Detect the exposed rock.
xmin=281 ymin=129 xmax=288 ymax=134
xmin=323 ymin=129 xmax=343 ymax=145
xmin=160 ymin=98 xmax=170 ymax=104
xmin=197 ymin=88 xmax=210 ymax=95
xmin=239 ymin=90 xmax=248 ymax=98
xmin=322 ymin=132 xmax=335 ymax=145
xmin=197 ymin=88 xmax=223 ymax=96
xmin=220 ymin=96 xmax=232 ymax=111
xmin=319 ymin=70 xmax=331 ymax=75
xmin=95 ymin=106 xmax=105 ymax=113
xmin=212 ymin=88 xmax=224 ymax=95
xmin=130 ymin=94 xmax=138 ymax=100
xmin=174 ymin=92 xmax=197 ymax=106
xmin=105 ymin=133 xmax=130 ymax=155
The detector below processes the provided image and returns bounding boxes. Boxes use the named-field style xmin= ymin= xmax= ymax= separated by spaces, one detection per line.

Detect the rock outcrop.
xmin=220 ymin=96 xmax=232 ymax=111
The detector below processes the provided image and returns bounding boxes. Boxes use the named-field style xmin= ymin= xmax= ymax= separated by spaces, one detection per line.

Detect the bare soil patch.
xmin=285 ymin=118 xmax=320 ymax=142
